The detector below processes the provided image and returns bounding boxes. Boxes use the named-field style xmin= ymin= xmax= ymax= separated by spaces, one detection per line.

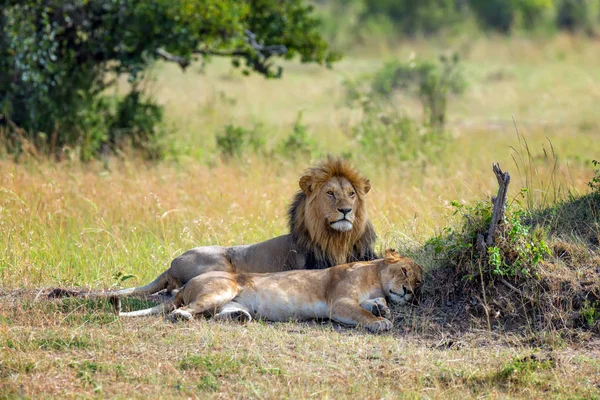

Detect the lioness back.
xmin=236 ymin=269 xmax=331 ymax=321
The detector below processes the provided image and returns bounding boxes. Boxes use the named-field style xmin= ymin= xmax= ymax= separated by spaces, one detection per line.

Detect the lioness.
xmin=118 ymin=249 xmax=424 ymax=332
xmin=51 ymin=157 xmax=377 ymax=299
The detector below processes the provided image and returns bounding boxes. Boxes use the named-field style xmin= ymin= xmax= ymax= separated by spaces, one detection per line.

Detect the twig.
xmin=486 ymin=163 xmax=511 ymax=247
xmin=478 ymin=260 xmax=492 ymax=331
xmin=499 ymin=278 xmax=535 ymax=302
xmin=499 ymin=278 xmax=523 ymax=297
xmin=155 ymin=48 xmax=190 ymax=70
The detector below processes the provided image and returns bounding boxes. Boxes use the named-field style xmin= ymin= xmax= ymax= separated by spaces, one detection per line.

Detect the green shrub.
xmin=277 ymin=112 xmax=316 ymax=159
xmin=342 ymin=54 xmax=459 ymax=164
xmin=468 ymin=0 xmax=553 ymax=32
xmin=556 ymin=0 xmax=599 ymax=33
xmin=216 ymin=124 xmax=265 ymax=160
xmin=350 ymin=108 xmax=450 ymax=165
xmin=581 ymin=300 xmax=600 ymax=328
xmin=589 ymin=159 xmax=600 ymax=193
xmin=372 ymin=53 xmax=466 ymax=128
xmin=109 ymin=91 xmax=165 ymax=160
xmin=427 ymin=197 xmax=551 ymax=279
xmin=360 ymin=0 xmax=466 ymax=35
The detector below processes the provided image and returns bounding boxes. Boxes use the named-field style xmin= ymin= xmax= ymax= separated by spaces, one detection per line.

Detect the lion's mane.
xmin=288 ymin=157 xmax=378 ymax=269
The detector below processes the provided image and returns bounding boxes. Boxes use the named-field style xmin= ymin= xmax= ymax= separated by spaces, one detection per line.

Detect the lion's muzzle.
xmin=330 ymin=219 xmax=353 ymax=232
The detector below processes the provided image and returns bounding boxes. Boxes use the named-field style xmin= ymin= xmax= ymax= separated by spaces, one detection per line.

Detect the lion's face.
xmin=316 ymin=176 xmax=359 ymax=232
xmin=292 ymin=157 xmax=375 ymax=267
xmin=380 ymin=249 xmax=424 ymax=306
xmin=299 ymin=172 xmax=371 ymax=234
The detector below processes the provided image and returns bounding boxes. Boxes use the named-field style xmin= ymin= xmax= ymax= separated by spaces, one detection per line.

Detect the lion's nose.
xmin=338 ymin=207 xmax=352 ymax=216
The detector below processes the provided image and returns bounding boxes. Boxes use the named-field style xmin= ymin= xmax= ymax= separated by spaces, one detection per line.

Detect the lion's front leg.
xmin=360 ymin=297 xmax=391 ymax=320
xmin=329 ymin=298 xmax=393 ymax=332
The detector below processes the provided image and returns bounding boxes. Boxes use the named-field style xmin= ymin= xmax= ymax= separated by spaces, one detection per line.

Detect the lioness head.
xmin=380 ymin=249 xmax=424 ymax=306
xmin=298 ymin=157 xmax=371 ymax=234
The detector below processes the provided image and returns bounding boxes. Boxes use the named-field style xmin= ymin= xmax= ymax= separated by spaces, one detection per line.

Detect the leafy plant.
xmin=556 ymin=0 xmax=599 ymax=33
xmin=492 ymin=354 xmax=554 ymax=385
xmin=342 ymin=59 xmax=456 ymax=165
xmin=427 ymin=197 xmax=551 ymax=279
xmin=109 ymin=90 xmax=165 ymax=160
xmin=216 ymin=124 xmax=265 ymax=160
xmin=350 ymin=108 xmax=449 ymax=165
xmin=468 ymin=0 xmax=553 ymax=32
xmin=589 ymin=159 xmax=600 ymax=194
xmin=581 ymin=300 xmax=599 ymax=328
xmin=359 ymin=0 xmax=466 ymax=36
xmin=278 ymin=112 xmax=316 ymax=159
xmin=371 ymin=53 xmax=466 ymax=128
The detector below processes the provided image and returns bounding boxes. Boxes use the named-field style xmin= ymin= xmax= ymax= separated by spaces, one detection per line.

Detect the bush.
xmin=427 ymin=197 xmax=551 ymax=279
xmin=109 ymin=91 xmax=165 ymax=161
xmin=589 ymin=160 xmax=600 ymax=193
xmin=0 ymin=0 xmax=339 ymax=160
xmin=350 ymin=108 xmax=449 ymax=165
xmin=468 ymin=0 xmax=553 ymax=32
xmin=360 ymin=0 xmax=466 ymax=35
xmin=216 ymin=124 xmax=265 ymax=160
xmin=277 ymin=112 xmax=317 ymax=159
xmin=556 ymin=0 xmax=598 ymax=33
xmin=371 ymin=53 xmax=466 ymax=128
xmin=342 ymin=53 xmax=461 ymax=164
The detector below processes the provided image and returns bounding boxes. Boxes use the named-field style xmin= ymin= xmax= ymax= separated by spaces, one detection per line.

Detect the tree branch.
xmin=155 ymin=48 xmax=190 ymax=70
xmin=193 ymin=30 xmax=287 ymax=59
xmin=156 ymin=30 xmax=287 ymax=76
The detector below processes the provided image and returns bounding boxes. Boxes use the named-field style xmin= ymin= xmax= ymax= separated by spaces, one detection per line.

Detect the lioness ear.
xmin=384 ymin=248 xmax=398 ymax=262
xmin=299 ymin=175 xmax=313 ymax=195
xmin=363 ymin=178 xmax=371 ymax=194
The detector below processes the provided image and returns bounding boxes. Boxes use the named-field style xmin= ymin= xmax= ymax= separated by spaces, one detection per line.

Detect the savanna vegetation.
xmin=1 ymin=1 xmax=599 ymax=398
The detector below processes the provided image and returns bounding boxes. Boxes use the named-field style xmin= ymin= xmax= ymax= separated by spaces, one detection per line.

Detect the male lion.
xmin=51 ymin=157 xmax=377 ymax=299
xmin=118 ymin=249 xmax=424 ymax=333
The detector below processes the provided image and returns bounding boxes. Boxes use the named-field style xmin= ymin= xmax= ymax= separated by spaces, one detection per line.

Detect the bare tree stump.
xmin=478 ymin=163 xmax=511 ymax=258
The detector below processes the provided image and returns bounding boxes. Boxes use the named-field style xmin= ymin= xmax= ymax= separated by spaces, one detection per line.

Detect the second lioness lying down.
xmin=118 ymin=249 xmax=423 ymax=332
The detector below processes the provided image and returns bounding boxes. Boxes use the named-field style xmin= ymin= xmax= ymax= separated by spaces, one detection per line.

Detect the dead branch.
xmin=486 ymin=163 xmax=511 ymax=246
xmin=478 ymin=163 xmax=511 ymax=258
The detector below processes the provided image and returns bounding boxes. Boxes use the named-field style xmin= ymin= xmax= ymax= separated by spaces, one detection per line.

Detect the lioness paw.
xmin=215 ymin=309 xmax=252 ymax=323
xmin=370 ymin=300 xmax=391 ymax=319
xmin=366 ymin=318 xmax=393 ymax=333
xmin=167 ymin=309 xmax=193 ymax=323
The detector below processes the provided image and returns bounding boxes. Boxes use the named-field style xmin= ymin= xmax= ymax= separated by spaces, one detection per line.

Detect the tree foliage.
xmin=0 ymin=0 xmax=339 ymax=159
xmin=360 ymin=0 xmax=465 ymax=35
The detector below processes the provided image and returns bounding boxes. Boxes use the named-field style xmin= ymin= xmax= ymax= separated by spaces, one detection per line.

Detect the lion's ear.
xmin=363 ymin=178 xmax=371 ymax=194
xmin=384 ymin=248 xmax=399 ymax=262
xmin=299 ymin=175 xmax=313 ymax=195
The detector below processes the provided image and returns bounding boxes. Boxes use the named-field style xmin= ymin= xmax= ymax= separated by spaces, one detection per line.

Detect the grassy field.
xmin=1 ymin=34 xmax=600 ymax=398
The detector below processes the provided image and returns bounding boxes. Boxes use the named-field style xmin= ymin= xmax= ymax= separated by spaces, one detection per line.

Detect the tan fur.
xmin=292 ymin=156 xmax=375 ymax=267
xmin=120 ymin=249 xmax=424 ymax=333
xmin=53 ymin=157 xmax=377 ymax=300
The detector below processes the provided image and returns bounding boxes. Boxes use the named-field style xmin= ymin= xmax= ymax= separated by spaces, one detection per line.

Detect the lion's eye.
xmin=348 ymin=191 xmax=355 ymax=197
xmin=327 ymin=191 xmax=335 ymax=198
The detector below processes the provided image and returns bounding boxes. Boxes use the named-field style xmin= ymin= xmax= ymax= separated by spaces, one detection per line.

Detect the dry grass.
xmin=1 ymin=35 xmax=600 ymax=398
xmin=2 ymin=291 xmax=599 ymax=398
